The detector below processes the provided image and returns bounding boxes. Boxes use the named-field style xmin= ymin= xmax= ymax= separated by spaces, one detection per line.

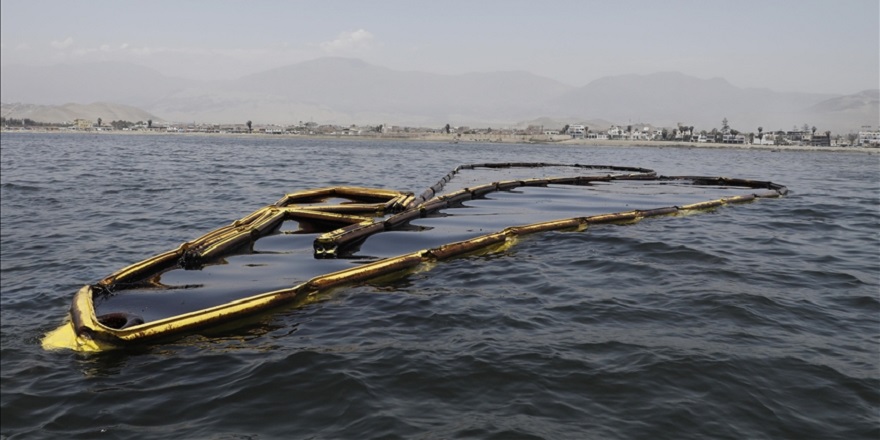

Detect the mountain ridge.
xmin=1 ymin=101 xmax=162 ymax=124
xmin=2 ymin=58 xmax=876 ymax=132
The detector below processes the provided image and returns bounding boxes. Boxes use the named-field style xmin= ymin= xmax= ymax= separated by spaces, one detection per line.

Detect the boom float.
xmin=42 ymin=163 xmax=788 ymax=352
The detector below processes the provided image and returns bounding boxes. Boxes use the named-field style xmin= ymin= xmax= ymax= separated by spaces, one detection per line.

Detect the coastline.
xmin=2 ymin=128 xmax=877 ymax=154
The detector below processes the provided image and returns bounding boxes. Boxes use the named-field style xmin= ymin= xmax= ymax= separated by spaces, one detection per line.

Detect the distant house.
xmin=629 ymin=125 xmax=655 ymax=140
xmin=607 ymin=126 xmax=624 ymax=139
xmin=676 ymin=125 xmax=693 ymax=140
xmin=786 ymin=130 xmax=810 ymax=142
xmin=568 ymin=124 xmax=586 ymax=139
xmin=623 ymin=124 xmax=655 ymax=140
xmin=722 ymin=133 xmax=745 ymax=144
xmin=857 ymin=130 xmax=880 ymax=146
xmin=810 ymin=132 xmax=831 ymax=147
xmin=753 ymin=136 xmax=775 ymax=145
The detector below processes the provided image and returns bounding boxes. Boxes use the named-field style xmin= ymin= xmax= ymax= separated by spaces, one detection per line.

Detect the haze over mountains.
xmin=2 ymin=57 xmax=876 ymax=133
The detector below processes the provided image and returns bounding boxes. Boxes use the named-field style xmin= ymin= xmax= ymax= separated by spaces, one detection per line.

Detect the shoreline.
xmin=2 ymin=128 xmax=877 ymax=154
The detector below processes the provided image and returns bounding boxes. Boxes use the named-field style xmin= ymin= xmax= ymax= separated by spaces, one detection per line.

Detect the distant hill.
xmin=807 ymin=89 xmax=879 ymax=113
xmin=151 ymin=57 xmax=572 ymax=126
xmin=548 ymin=72 xmax=847 ymax=132
xmin=0 ymin=62 xmax=198 ymax=107
xmin=1 ymin=102 xmax=161 ymax=124
xmin=2 ymin=59 xmax=876 ymax=133
xmin=802 ymin=89 xmax=880 ymax=133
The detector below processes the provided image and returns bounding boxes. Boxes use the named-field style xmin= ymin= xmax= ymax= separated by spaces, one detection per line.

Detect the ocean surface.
xmin=1 ymin=132 xmax=878 ymax=439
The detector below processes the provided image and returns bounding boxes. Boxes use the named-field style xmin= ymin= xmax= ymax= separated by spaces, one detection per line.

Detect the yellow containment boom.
xmin=42 ymin=164 xmax=787 ymax=352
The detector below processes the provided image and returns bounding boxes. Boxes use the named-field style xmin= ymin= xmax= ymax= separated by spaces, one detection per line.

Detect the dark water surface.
xmin=2 ymin=133 xmax=878 ymax=439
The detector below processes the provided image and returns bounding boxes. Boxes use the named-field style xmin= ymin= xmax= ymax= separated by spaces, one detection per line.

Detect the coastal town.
xmin=2 ymin=116 xmax=879 ymax=148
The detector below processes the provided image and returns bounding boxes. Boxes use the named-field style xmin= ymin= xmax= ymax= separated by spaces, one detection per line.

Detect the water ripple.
xmin=2 ymin=133 xmax=878 ymax=440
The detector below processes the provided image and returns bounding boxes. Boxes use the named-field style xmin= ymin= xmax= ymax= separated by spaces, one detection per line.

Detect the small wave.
xmin=0 ymin=182 xmax=43 ymax=192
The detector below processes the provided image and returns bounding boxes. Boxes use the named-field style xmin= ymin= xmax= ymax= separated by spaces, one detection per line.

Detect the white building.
xmin=607 ymin=126 xmax=624 ymax=139
xmin=568 ymin=124 xmax=586 ymax=138
xmin=857 ymin=131 xmax=880 ymax=146
xmin=753 ymin=136 xmax=775 ymax=145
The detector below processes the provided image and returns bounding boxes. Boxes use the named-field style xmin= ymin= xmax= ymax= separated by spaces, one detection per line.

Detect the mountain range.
xmin=0 ymin=101 xmax=160 ymax=126
xmin=2 ymin=58 xmax=877 ymax=133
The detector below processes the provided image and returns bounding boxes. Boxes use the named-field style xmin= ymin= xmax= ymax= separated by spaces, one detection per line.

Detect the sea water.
xmin=1 ymin=133 xmax=878 ymax=439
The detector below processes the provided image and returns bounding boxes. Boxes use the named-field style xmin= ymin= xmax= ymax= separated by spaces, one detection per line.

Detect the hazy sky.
xmin=2 ymin=0 xmax=878 ymax=94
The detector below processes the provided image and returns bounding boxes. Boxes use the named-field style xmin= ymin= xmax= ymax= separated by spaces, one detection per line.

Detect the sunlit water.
xmin=2 ymin=133 xmax=878 ymax=439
